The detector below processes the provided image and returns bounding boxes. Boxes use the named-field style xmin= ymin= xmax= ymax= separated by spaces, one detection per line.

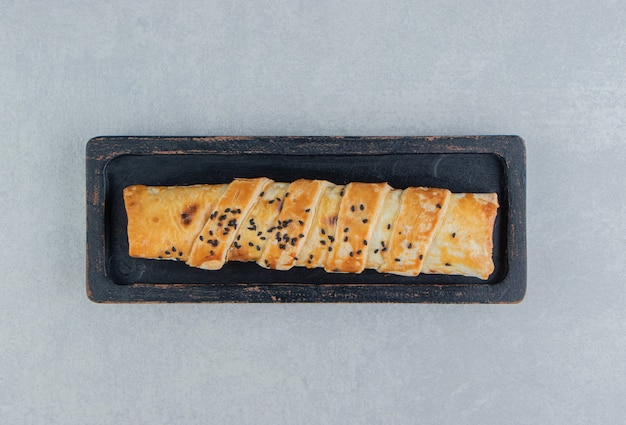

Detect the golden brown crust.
xmin=123 ymin=184 xmax=227 ymax=262
xmin=187 ymin=178 xmax=272 ymax=270
xmin=257 ymin=179 xmax=331 ymax=270
xmin=324 ymin=182 xmax=391 ymax=273
xmin=296 ymin=184 xmax=344 ymax=269
xmin=227 ymin=182 xmax=289 ymax=262
xmin=365 ymin=188 xmax=402 ymax=270
xmin=378 ymin=187 xmax=451 ymax=276
xmin=422 ymin=193 xmax=499 ymax=279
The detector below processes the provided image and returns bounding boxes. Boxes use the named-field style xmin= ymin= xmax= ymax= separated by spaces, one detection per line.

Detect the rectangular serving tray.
xmin=86 ymin=136 xmax=526 ymax=303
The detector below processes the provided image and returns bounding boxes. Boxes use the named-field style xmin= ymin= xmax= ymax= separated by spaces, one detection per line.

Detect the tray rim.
xmin=86 ymin=135 xmax=526 ymax=303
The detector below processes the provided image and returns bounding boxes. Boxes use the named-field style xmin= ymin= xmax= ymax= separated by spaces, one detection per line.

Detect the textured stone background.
xmin=1 ymin=1 xmax=625 ymax=423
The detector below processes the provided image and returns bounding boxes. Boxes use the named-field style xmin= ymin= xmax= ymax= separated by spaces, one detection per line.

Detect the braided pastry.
xmin=123 ymin=178 xmax=498 ymax=279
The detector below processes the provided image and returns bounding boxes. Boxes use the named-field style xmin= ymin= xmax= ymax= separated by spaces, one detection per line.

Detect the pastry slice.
xmin=296 ymin=184 xmax=344 ymax=269
xmin=422 ymin=193 xmax=499 ymax=279
xmin=257 ymin=179 xmax=331 ymax=270
xmin=187 ymin=178 xmax=272 ymax=270
xmin=227 ymin=182 xmax=289 ymax=262
xmin=365 ymin=188 xmax=403 ymax=270
xmin=123 ymin=184 xmax=228 ymax=262
xmin=378 ymin=187 xmax=451 ymax=276
xmin=324 ymin=182 xmax=391 ymax=273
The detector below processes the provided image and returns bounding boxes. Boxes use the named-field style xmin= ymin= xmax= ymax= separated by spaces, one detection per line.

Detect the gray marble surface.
xmin=1 ymin=0 xmax=625 ymax=423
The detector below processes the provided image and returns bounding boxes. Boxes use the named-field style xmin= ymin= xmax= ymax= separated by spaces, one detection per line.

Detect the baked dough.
xmin=124 ymin=179 xmax=499 ymax=279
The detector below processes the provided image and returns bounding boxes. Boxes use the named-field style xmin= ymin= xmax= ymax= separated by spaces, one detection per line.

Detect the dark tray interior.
xmin=105 ymin=152 xmax=507 ymax=286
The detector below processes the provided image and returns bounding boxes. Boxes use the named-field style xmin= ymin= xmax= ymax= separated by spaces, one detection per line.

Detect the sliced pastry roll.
xmin=123 ymin=184 xmax=228 ymax=262
xmin=187 ymin=177 xmax=272 ymax=270
xmin=365 ymin=188 xmax=403 ymax=270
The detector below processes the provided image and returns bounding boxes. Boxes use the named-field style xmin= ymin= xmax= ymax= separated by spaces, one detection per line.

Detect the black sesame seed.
xmin=219 ymin=214 xmax=227 ymax=221
xmin=259 ymin=191 xmax=264 ymax=197
xmin=305 ymin=208 xmax=311 ymax=213
xmin=225 ymin=208 xmax=230 ymax=213
xmin=248 ymin=242 xmax=254 ymax=247
xmin=264 ymin=259 xmax=270 ymax=266
xmin=158 ymin=256 xmax=162 ymax=259
xmin=351 ymin=205 xmax=356 ymax=212
xmin=310 ymin=254 xmax=314 ymax=259
xmin=419 ymin=255 xmax=423 ymax=260
xmin=269 ymin=199 xmax=274 ymax=204
xmin=344 ymin=236 xmax=348 ymax=242
xmin=236 ymin=209 xmax=241 ymax=214
xmin=299 ymin=233 xmax=305 ymax=238
xmin=320 ymin=240 xmax=326 ymax=245
xmin=436 ymin=203 xmax=442 ymax=209
xmin=217 ymin=222 xmax=222 ymax=227
xmin=356 ymin=250 xmax=362 ymax=255
xmin=452 ymin=232 xmax=456 ymax=238
xmin=279 ymin=243 xmax=286 ymax=250
xmin=199 ymin=235 xmax=204 ymax=241
xmin=321 ymin=228 xmax=326 ymax=235
xmin=408 ymin=243 xmax=412 ymax=249
xmin=298 ymin=220 xmax=304 ymax=226
xmin=349 ymin=251 xmax=354 ymax=257
xmin=363 ymin=240 xmax=368 ymax=245
xmin=374 ymin=249 xmax=379 ymax=254
xmin=307 ymin=259 xmax=312 ymax=264
xmin=276 ymin=197 xmax=281 ymax=202
xmin=387 ymin=223 xmax=391 ymax=230
xmin=165 ymin=250 xmax=170 ymax=255
xmin=236 ymin=234 xmax=241 ymax=240
xmin=210 ymin=250 xmax=214 ymax=255
xmin=290 ymin=238 xmax=297 ymax=246
xmin=359 ymin=204 xmax=364 ymax=211
xmin=445 ymin=262 xmax=451 ymax=266
xmin=344 ymin=227 xmax=349 ymax=232
xmin=284 ymin=235 xmax=290 ymax=243
xmin=260 ymin=236 xmax=266 ymax=240
xmin=228 ymin=219 xmax=237 ymax=228
xmin=285 ymin=192 xmax=290 ymax=197
xmin=256 ymin=245 xmax=261 ymax=251
xmin=328 ymin=247 xmax=332 ymax=252
xmin=340 ymin=190 xmax=344 ymax=196
xmin=395 ymin=258 xmax=401 ymax=262
xmin=362 ymin=218 xmax=368 ymax=223
xmin=171 ymin=246 xmax=176 ymax=252
xmin=382 ymin=247 xmax=387 ymax=252
xmin=328 ymin=236 xmax=334 ymax=242
xmin=381 ymin=241 xmax=386 ymax=247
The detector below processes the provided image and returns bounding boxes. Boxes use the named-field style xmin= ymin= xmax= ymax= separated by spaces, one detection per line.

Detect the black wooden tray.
xmin=86 ymin=136 xmax=526 ymax=303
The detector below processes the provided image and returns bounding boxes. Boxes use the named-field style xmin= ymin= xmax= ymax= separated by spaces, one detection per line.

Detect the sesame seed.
xmin=158 ymin=256 xmax=162 ymax=259
xmin=328 ymin=246 xmax=333 ymax=252
xmin=305 ymin=208 xmax=311 ymax=213
xmin=374 ymin=249 xmax=379 ymax=254
xmin=349 ymin=251 xmax=354 ymax=257
xmin=359 ymin=204 xmax=364 ymax=211
xmin=248 ymin=242 xmax=254 ymax=247
xmin=165 ymin=250 xmax=170 ymax=255
xmin=356 ymin=250 xmax=362 ymax=255
xmin=276 ymin=198 xmax=281 ymax=202
xmin=351 ymin=205 xmax=355 ymax=212
xmin=307 ymin=259 xmax=312 ymax=264
xmin=285 ymin=192 xmax=290 ymax=197
xmin=445 ymin=262 xmax=451 ymax=266
xmin=436 ymin=203 xmax=442 ymax=209
xmin=264 ymin=259 xmax=270 ymax=266
xmin=340 ymin=190 xmax=344 ymax=196
xmin=256 ymin=245 xmax=261 ymax=251
xmin=328 ymin=236 xmax=334 ymax=242
xmin=219 ymin=214 xmax=227 ymax=221
xmin=236 ymin=234 xmax=240 ymax=240
xmin=279 ymin=243 xmax=286 ymax=250
xmin=344 ymin=227 xmax=349 ymax=232
xmin=225 ymin=208 xmax=230 ymax=213
xmin=408 ymin=243 xmax=412 ymax=249
xmin=290 ymin=238 xmax=297 ymax=246
xmin=363 ymin=240 xmax=368 ymax=245
xmin=321 ymin=228 xmax=326 ymax=235
xmin=284 ymin=235 xmax=290 ymax=243
xmin=395 ymin=258 xmax=401 ymax=262
xmin=210 ymin=250 xmax=214 ymax=255
xmin=199 ymin=235 xmax=204 ymax=241
xmin=260 ymin=236 xmax=266 ymax=240
xmin=259 ymin=191 xmax=264 ymax=197
xmin=344 ymin=236 xmax=348 ymax=242
xmin=362 ymin=218 xmax=368 ymax=223
xmin=299 ymin=233 xmax=305 ymax=238
xmin=387 ymin=223 xmax=391 ymax=230
xmin=269 ymin=199 xmax=274 ymax=204
xmin=419 ymin=255 xmax=423 ymax=260
xmin=209 ymin=230 xmax=214 ymax=236
xmin=452 ymin=232 xmax=456 ymax=238
xmin=257 ymin=231 xmax=263 ymax=236
xmin=381 ymin=247 xmax=387 ymax=252
xmin=320 ymin=240 xmax=326 ymax=245
xmin=309 ymin=254 xmax=314 ymax=260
